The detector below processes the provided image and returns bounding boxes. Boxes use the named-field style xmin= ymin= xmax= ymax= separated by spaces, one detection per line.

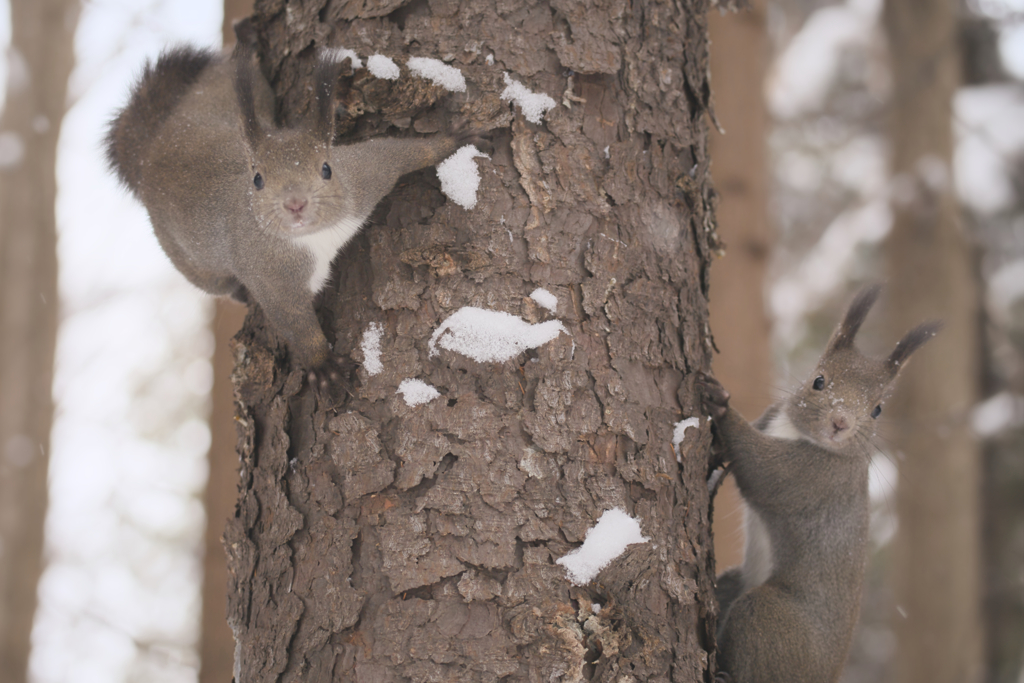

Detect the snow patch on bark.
xmin=367 ymin=54 xmax=400 ymax=80
xmin=361 ymin=322 xmax=383 ymax=376
xmin=325 ymin=47 xmax=363 ymax=69
xmin=407 ymin=57 xmax=466 ymax=92
xmin=397 ymin=379 xmax=441 ymax=407
xmin=556 ymin=509 xmax=649 ymax=585
xmin=437 ymin=145 xmax=489 ymax=209
xmin=428 ymin=307 xmax=566 ymax=362
xmin=500 ymin=73 xmax=556 ymax=124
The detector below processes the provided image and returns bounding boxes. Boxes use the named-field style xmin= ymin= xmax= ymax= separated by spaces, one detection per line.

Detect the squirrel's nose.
xmin=284 ymin=197 xmax=307 ymax=215
xmin=832 ymin=415 xmax=851 ymax=433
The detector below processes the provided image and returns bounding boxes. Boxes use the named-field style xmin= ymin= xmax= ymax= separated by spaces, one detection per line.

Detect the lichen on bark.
xmin=226 ymin=0 xmax=721 ymax=680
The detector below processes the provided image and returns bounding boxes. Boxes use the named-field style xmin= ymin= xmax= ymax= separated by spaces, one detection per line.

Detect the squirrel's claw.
xmin=697 ymin=372 xmax=730 ymax=421
xmin=451 ymin=116 xmax=495 ymax=155
xmin=307 ymin=355 xmax=354 ymax=406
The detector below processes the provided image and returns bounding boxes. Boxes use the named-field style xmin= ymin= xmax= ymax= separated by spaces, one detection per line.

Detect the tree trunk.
xmin=225 ymin=0 xmax=720 ymax=679
xmin=0 ymin=1 xmax=78 ymax=681
xmin=706 ymin=0 xmax=772 ymax=573
xmin=883 ymin=1 xmax=984 ymax=682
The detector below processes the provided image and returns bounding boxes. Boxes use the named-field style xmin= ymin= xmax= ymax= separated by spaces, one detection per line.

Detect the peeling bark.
xmin=226 ymin=0 xmax=720 ymax=679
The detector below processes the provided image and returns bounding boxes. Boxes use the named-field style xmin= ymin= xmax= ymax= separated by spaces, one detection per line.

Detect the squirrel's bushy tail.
xmin=104 ymin=46 xmax=215 ymax=193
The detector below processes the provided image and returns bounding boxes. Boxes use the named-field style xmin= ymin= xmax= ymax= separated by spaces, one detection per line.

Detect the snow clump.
xmin=398 ymin=379 xmax=441 ymax=407
xmin=325 ymin=47 xmax=363 ymax=70
xmin=500 ymin=73 xmax=556 ymax=124
xmin=361 ymin=322 xmax=384 ymax=376
xmin=437 ymin=145 xmax=490 ymax=209
xmin=530 ymin=288 xmax=558 ymax=313
xmin=673 ymin=417 xmax=702 ymax=463
xmin=367 ymin=54 xmax=400 ymax=80
xmin=556 ymin=509 xmax=650 ymax=585
xmin=429 ymin=307 xmax=567 ymax=363
xmin=407 ymin=57 xmax=466 ymax=92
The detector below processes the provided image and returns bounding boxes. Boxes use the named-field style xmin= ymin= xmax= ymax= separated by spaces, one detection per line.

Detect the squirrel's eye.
xmin=812 ymin=375 xmax=825 ymax=391
xmin=321 ymin=162 xmax=332 ymax=180
xmin=253 ymin=173 xmax=264 ymax=190
xmin=871 ymin=405 xmax=882 ymax=419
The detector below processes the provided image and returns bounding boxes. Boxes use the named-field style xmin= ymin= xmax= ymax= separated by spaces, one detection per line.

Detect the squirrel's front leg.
xmin=698 ymin=373 xmax=796 ymax=515
xmin=698 ymin=373 xmax=772 ymax=460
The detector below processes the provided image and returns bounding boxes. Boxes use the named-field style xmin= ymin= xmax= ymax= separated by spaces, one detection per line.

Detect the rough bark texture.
xmin=0 ymin=1 xmax=78 ymax=681
xmin=883 ymin=1 xmax=984 ymax=682
xmin=225 ymin=0 xmax=721 ymax=680
xmin=705 ymin=0 xmax=772 ymax=572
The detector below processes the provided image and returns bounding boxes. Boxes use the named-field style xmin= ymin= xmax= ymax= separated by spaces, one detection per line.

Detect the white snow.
xmin=765 ymin=0 xmax=879 ymax=120
xmin=437 ymin=145 xmax=489 ymax=209
xmin=361 ymin=322 xmax=384 ymax=376
xmin=397 ymin=378 xmax=441 ymax=407
xmin=998 ymin=21 xmax=1024 ymax=80
xmin=770 ymin=199 xmax=892 ymax=345
xmin=530 ymin=288 xmax=558 ymax=313
xmin=988 ymin=259 xmax=1024 ymax=323
xmin=556 ymin=509 xmax=650 ymax=585
xmin=367 ymin=54 xmax=399 ymax=80
xmin=672 ymin=417 xmax=702 ymax=463
xmin=428 ymin=307 xmax=567 ymax=362
xmin=673 ymin=417 xmax=701 ymax=449
xmin=971 ymin=391 xmax=1024 ymax=438
xmin=954 ymin=85 xmax=1024 ymax=215
xmin=325 ymin=46 xmax=363 ymax=70
xmin=30 ymin=0 xmax=222 ymax=680
xmin=407 ymin=57 xmax=466 ymax=92
xmin=500 ymin=73 xmax=557 ymax=124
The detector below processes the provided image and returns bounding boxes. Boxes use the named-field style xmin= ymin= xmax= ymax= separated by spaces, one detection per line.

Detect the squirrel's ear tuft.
xmin=233 ymin=44 xmax=263 ymax=150
xmin=887 ymin=320 xmax=942 ymax=372
xmin=311 ymin=55 xmax=342 ymax=144
xmin=827 ymin=284 xmax=883 ymax=352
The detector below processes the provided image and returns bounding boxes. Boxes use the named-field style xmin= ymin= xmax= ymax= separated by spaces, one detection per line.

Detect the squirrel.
xmin=698 ymin=284 xmax=941 ymax=683
xmin=105 ymin=44 xmax=483 ymax=390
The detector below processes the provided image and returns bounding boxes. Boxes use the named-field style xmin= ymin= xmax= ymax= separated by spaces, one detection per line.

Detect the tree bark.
xmin=883 ymin=1 xmax=984 ymax=682
xmin=0 ymin=1 xmax=78 ymax=681
xmin=706 ymin=0 xmax=772 ymax=573
xmin=226 ymin=0 xmax=720 ymax=679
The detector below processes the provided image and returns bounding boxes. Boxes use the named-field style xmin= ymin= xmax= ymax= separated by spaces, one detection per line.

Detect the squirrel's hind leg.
xmin=717 ymin=583 xmax=824 ymax=683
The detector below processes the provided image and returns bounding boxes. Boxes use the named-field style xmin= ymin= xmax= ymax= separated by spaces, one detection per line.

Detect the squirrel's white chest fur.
xmin=293 ymin=214 xmax=369 ymax=293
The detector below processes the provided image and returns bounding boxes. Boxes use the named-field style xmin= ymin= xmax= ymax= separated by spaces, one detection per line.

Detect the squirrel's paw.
xmin=307 ymin=355 xmax=354 ymax=405
xmin=452 ymin=117 xmax=495 ymax=155
xmin=697 ymin=372 xmax=730 ymax=421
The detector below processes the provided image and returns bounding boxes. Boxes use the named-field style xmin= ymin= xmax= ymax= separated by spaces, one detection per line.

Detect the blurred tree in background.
xmin=883 ymin=0 xmax=983 ymax=681
xmin=0 ymin=1 xmax=78 ymax=682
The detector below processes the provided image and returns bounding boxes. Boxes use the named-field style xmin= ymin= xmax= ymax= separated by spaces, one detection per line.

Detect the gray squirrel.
xmin=699 ymin=285 xmax=940 ymax=683
xmin=106 ymin=45 xmax=482 ymax=389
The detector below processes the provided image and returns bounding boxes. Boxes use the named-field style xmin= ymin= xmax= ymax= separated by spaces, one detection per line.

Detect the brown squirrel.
xmin=699 ymin=284 xmax=940 ymax=683
xmin=106 ymin=45 xmax=480 ymax=390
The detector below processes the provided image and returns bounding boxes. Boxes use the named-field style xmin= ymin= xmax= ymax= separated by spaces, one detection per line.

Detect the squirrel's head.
xmin=234 ymin=47 xmax=347 ymax=237
xmin=786 ymin=284 xmax=942 ymax=453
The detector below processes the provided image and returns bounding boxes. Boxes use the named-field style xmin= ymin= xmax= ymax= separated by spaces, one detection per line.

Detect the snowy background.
xmin=0 ymin=0 xmax=1020 ymax=680
xmin=3 ymin=1 xmax=220 ymax=680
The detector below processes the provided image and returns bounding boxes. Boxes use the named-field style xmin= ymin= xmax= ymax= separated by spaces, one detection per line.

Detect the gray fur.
xmin=701 ymin=285 xmax=939 ymax=683
xmin=105 ymin=44 xmax=469 ymax=380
